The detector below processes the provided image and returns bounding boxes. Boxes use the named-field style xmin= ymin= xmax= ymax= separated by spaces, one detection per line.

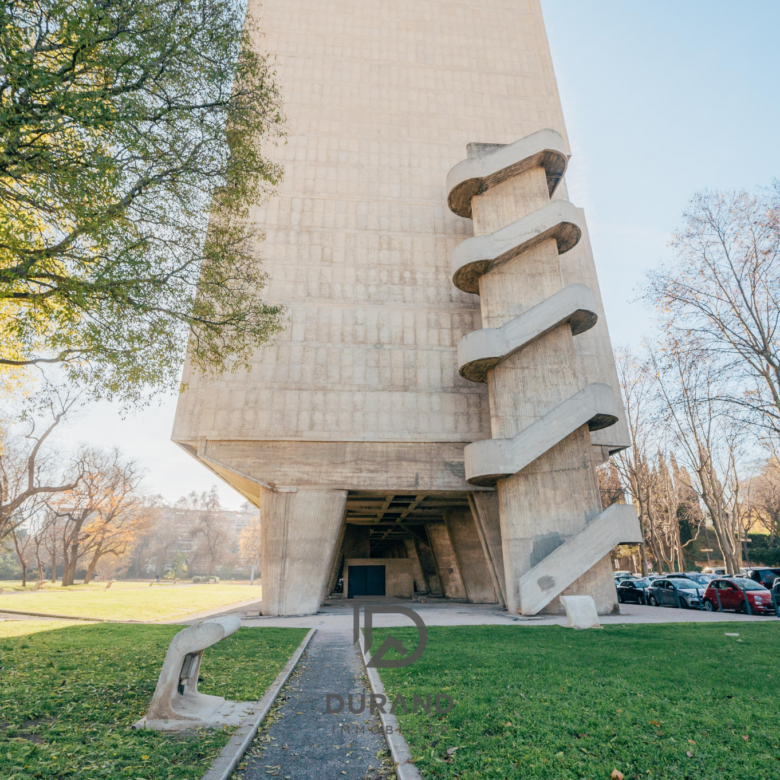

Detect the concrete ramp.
xmin=517 ymin=504 xmax=642 ymax=616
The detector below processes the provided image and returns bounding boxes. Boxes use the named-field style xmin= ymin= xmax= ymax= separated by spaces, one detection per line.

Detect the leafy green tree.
xmin=0 ymin=0 xmax=285 ymax=403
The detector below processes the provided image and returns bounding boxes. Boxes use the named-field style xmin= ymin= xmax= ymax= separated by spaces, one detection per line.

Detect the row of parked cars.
xmin=613 ymin=567 xmax=780 ymax=615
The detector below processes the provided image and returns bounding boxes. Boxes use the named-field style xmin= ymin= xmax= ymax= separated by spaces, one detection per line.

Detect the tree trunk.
xmin=640 ymin=543 xmax=649 ymax=576
xmin=83 ymin=551 xmax=100 ymax=584
xmin=61 ymin=539 xmax=70 ymax=586
xmin=21 ymin=563 xmax=27 ymax=587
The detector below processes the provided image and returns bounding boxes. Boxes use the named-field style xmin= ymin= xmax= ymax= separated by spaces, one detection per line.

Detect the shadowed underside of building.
xmin=173 ymin=0 xmax=641 ymax=616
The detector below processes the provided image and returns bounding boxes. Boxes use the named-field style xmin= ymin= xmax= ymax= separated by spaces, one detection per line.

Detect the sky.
xmin=52 ymin=1 xmax=780 ymax=509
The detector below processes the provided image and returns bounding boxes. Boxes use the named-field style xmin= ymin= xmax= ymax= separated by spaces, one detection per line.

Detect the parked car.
xmin=681 ymin=572 xmax=716 ymax=587
xmin=773 ymin=579 xmax=780 ymax=610
xmin=702 ymin=567 xmax=727 ymax=576
xmin=647 ymin=578 xmax=704 ymax=609
xmin=748 ymin=567 xmax=780 ymax=589
xmin=703 ymin=578 xmax=775 ymax=614
xmin=613 ymin=571 xmax=635 ymax=581
xmin=617 ymin=578 xmax=652 ymax=605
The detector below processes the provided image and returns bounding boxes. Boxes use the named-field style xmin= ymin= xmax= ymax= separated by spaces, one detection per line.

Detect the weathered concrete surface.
xmin=444 ymin=508 xmax=497 ymax=603
xmin=171 ymin=0 xmax=633 ymax=617
xmin=426 ymin=523 xmax=467 ymax=600
xmin=460 ymin=159 xmax=619 ymax=616
xmin=451 ymin=199 xmax=583 ymax=294
xmin=464 ymin=383 xmax=619 ymax=486
xmin=403 ymin=538 xmax=427 ymax=593
xmin=447 ymin=128 xmax=568 ymax=218
xmin=342 ymin=558 xmax=415 ymax=599
xmin=239 ymin=629 xmax=389 ymax=780
xmin=260 ymin=489 xmax=347 ymax=616
xmin=560 ymin=595 xmax=602 ymax=629
xmin=516 ymin=504 xmax=642 ymax=616
xmin=458 ymin=283 xmax=597 ymax=382
xmin=469 ymin=492 xmax=507 ymax=608
xmin=136 ymin=617 xmax=249 ymax=730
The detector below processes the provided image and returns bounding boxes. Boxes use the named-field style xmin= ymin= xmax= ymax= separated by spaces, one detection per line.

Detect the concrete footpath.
xmin=236 ymin=597 xmax=779 ymax=631
xmin=236 ymin=629 xmax=392 ymax=780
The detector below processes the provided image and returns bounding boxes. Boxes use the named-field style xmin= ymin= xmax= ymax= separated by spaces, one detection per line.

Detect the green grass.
xmin=0 ymin=583 xmax=262 ymax=621
xmin=0 ymin=621 xmax=307 ymax=779
xmin=373 ymin=623 xmax=780 ymax=780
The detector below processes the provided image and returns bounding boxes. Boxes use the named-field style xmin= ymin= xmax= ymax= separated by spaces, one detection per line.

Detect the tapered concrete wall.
xmin=403 ymin=538 xmax=428 ymax=593
xmin=171 ymin=0 xmax=631 ymax=617
xmin=426 ymin=523 xmax=467 ymax=600
xmin=260 ymin=489 xmax=347 ymax=615
xmin=444 ymin=509 xmax=497 ymax=603
xmin=173 ymin=0 xmax=629 ymax=481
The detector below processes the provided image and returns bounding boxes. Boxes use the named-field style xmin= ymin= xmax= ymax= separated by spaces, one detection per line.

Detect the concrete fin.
xmin=464 ymin=383 xmax=620 ymax=486
xmin=451 ymin=200 xmax=583 ymax=293
xmin=446 ymin=129 xmax=569 ymax=218
xmin=517 ymin=504 xmax=642 ymax=615
xmin=458 ymin=283 xmax=598 ymax=382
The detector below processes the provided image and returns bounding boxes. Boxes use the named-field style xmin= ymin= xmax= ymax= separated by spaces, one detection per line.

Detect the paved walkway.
xmin=237 ymin=629 xmax=392 ymax=780
xmin=236 ymin=597 xmax=779 ymax=630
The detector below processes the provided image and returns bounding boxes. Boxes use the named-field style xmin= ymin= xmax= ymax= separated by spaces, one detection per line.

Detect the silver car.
xmin=647 ymin=578 xmax=704 ymax=609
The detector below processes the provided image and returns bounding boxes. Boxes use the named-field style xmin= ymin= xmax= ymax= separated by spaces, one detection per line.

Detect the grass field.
xmin=0 ymin=582 xmax=262 ymax=621
xmin=0 ymin=621 xmax=307 ymax=780
xmin=373 ymin=622 xmax=780 ymax=780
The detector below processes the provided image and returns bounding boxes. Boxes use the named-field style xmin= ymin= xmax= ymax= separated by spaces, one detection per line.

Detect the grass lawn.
xmin=373 ymin=622 xmax=780 ymax=780
xmin=0 ymin=583 xmax=262 ymax=621
xmin=0 ymin=620 xmax=307 ymax=779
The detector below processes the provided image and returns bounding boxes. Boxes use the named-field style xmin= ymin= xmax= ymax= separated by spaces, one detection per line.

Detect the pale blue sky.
xmin=542 ymin=0 xmax=780 ymax=343
xmin=59 ymin=2 xmax=780 ymax=506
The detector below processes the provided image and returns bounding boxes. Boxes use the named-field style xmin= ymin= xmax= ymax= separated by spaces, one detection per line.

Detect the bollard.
xmin=697 ymin=588 xmax=703 ymax=611
xmin=772 ymin=589 xmax=780 ymax=618
xmin=674 ymin=586 xmax=682 ymax=610
xmin=715 ymin=589 xmax=723 ymax=612
xmin=742 ymin=588 xmax=753 ymax=616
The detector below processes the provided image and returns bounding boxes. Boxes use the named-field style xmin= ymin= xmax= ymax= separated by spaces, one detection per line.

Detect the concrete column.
xmin=426 ymin=522 xmax=467 ymax=600
xmin=444 ymin=508 xmax=497 ymax=603
xmin=403 ymin=538 xmax=428 ymax=593
xmin=471 ymin=165 xmax=617 ymax=615
xmin=260 ymin=488 xmax=347 ymax=616
xmin=468 ymin=492 xmax=506 ymax=607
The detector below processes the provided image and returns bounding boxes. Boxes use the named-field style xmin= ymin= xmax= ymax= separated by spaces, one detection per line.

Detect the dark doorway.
xmin=348 ymin=565 xmax=386 ymax=598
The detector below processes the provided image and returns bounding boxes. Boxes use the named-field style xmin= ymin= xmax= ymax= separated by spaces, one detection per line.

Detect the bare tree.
xmin=185 ymin=488 xmax=234 ymax=575
xmin=646 ymin=185 xmax=780 ymax=439
xmin=746 ymin=455 xmax=780 ymax=545
xmin=239 ymin=516 xmax=262 ymax=572
xmin=10 ymin=525 xmax=33 ymax=586
xmin=0 ymin=397 xmax=79 ymax=541
xmin=649 ymin=339 xmax=745 ymax=573
xmin=48 ymin=448 xmax=143 ymax=585
xmin=612 ymin=347 xmax=659 ymax=575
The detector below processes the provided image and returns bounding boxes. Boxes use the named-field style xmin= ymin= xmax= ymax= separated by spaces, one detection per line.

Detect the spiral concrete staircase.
xmin=447 ymin=129 xmax=641 ymax=615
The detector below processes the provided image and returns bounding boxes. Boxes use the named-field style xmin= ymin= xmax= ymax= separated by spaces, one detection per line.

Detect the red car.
xmin=703 ymin=578 xmax=775 ymax=615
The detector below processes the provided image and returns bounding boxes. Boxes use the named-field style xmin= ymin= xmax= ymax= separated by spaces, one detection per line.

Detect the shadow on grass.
xmin=0 ymin=622 xmax=307 ymax=780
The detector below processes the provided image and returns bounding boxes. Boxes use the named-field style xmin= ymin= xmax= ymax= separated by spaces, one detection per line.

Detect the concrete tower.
xmin=173 ymin=0 xmax=641 ymax=616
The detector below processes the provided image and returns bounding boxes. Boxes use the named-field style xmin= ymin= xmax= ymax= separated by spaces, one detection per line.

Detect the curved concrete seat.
xmin=135 ymin=616 xmax=252 ymax=731
xmin=464 ymin=383 xmax=619 ymax=487
xmin=451 ymin=200 xmax=583 ymax=294
xmin=458 ymin=284 xmax=598 ymax=382
xmin=446 ymin=129 xmax=569 ymax=218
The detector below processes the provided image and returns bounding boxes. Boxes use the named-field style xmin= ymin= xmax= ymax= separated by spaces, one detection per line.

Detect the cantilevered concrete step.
xmin=517 ymin=503 xmax=643 ymax=615
xmin=464 ymin=383 xmax=619 ymax=487
xmin=458 ymin=283 xmax=598 ymax=382
xmin=446 ymin=128 xmax=569 ymax=218
xmin=451 ymin=200 xmax=583 ymax=293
